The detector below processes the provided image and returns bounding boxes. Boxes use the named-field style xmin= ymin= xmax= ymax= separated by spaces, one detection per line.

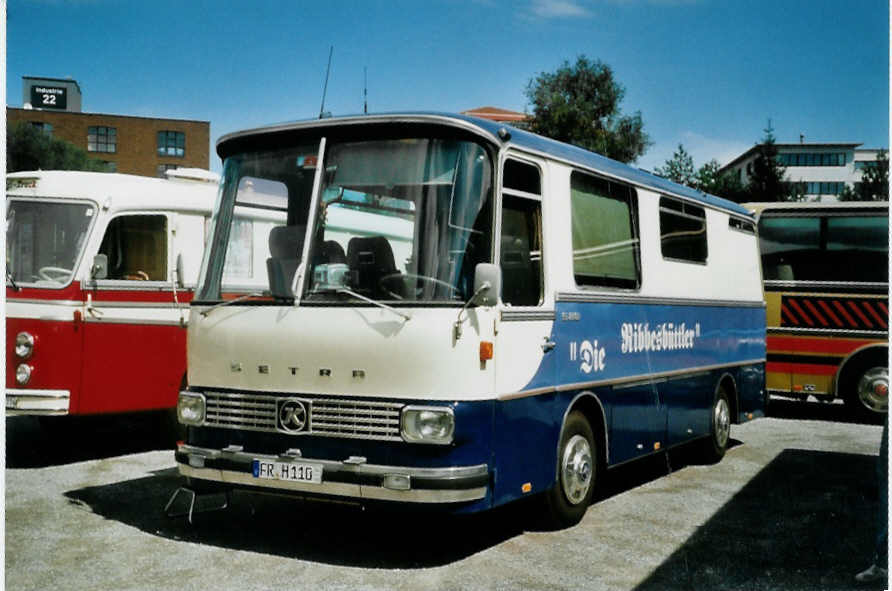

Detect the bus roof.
xmin=6 ymin=170 xmax=218 ymax=213
xmin=217 ymin=112 xmax=753 ymax=217
xmin=744 ymin=201 xmax=890 ymax=215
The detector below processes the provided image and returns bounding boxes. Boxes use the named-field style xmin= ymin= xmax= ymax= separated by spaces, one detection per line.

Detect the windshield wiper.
xmin=199 ymin=292 xmax=267 ymax=317
xmin=6 ymin=267 xmax=20 ymax=291
xmin=313 ymin=287 xmax=411 ymax=322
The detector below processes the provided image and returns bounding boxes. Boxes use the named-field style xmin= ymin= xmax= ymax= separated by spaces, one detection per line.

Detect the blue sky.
xmin=6 ymin=0 xmax=889 ymax=173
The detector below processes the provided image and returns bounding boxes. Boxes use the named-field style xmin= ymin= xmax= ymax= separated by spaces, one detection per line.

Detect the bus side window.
xmin=97 ymin=214 xmax=168 ymax=281
xmin=500 ymin=195 xmax=543 ymax=306
xmin=569 ymin=171 xmax=640 ymax=289
xmin=659 ymin=196 xmax=707 ymax=263
xmin=501 ymin=158 xmax=543 ymax=306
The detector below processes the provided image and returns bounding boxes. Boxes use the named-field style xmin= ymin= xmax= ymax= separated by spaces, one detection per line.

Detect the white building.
xmin=720 ymin=142 xmax=885 ymax=201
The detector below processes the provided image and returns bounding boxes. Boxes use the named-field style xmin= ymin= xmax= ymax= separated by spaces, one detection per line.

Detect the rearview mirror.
xmin=473 ymin=263 xmax=501 ymax=307
xmin=91 ymin=254 xmax=108 ymax=280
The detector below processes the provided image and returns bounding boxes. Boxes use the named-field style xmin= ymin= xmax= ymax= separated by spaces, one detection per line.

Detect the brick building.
xmin=8 ymin=76 xmax=210 ymax=177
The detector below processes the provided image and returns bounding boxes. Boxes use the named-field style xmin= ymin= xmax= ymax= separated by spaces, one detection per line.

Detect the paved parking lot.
xmin=5 ymin=401 xmax=886 ymax=591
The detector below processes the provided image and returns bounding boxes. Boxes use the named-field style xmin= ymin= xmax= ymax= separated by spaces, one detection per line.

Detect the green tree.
xmin=655 ymin=144 xmax=696 ymax=187
xmin=525 ymin=56 xmax=651 ymax=163
xmin=744 ymin=125 xmax=791 ymax=202
xmin=7 ymin=121 xmax=109 ymax=173
xmin=694 ymin=159 xmax=749 ymax=202
xmin=839 ymin=150 xmax=889 ymax=201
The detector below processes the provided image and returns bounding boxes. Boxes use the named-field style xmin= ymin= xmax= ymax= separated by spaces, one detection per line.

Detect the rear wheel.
xmin=843 ymin=356 xmax=888 ymax=423
xmin=700 ymin=386 xmax=731 ymax=464
xmin=542 ymin=411 xmax=596 ymax=528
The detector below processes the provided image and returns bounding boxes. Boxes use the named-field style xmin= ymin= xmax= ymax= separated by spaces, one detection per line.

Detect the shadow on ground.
xmin=6 ymin=414 xmax=176 ymax=468
xmin=767 ymin=396 xmax=883 ymax=426
xmin=635 ymin=449 xmax=883 ymax=591
xmin=64 ymin=466 xmax=526 ymax=568
xmin=60 ymin=438 xmax=737 ymax=568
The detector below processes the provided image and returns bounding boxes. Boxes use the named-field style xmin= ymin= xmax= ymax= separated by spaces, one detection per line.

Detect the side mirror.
xmin=91 ymin=254 xmax=108 ymax=280
xmin=473 ymin=263 xmax=501 ymax=307
xmin=175 ymin=253 xmax=185 ymax=287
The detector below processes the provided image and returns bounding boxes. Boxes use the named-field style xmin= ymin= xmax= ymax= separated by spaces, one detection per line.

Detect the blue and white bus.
xmin=174 ymin=113 xmax=766 ymax=527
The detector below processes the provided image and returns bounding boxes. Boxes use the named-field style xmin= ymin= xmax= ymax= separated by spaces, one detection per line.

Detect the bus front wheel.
xmin=542 ymin=411 xmax=596 ymax=528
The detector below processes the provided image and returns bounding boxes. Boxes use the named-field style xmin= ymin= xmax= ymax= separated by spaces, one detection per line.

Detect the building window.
xmin=157 ymin=164 xmax=178 ymax=178
xmin=88 ymin=126 xmax=117 ymax=153
xmin=778 ymin=152 xmax=845 ymax=167
xmin=785 ymin=181 xmax=846 ymax=195
xmin=30 ymin=121 xmax=52 ymax=135
xmin=570 ymin=171 xmax=640 ymax=289
xmin=100 ymin=161 xmax=117 ymax=173
xmin=157 ymin=130 xmax=185 ymax=157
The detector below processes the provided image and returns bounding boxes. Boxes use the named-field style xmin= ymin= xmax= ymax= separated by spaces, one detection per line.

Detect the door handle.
xmin=542 ymin=338 xmax=556 ymax=353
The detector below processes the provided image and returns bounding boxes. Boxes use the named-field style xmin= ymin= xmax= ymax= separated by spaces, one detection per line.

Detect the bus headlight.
xmin=15 ymin=332 xmax=35 ymax=359
xmin=15 ymin=364 xmax=32 ymax=385
xmin=401 ymin=406 xmax=455 ymax=445
xmin=177 ymin=392 xmax=206 ymax=426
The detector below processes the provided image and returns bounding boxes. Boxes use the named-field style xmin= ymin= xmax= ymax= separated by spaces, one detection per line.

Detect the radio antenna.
xmin=363 ymin=66 xmax=368 ymax=114
xmin=319 ymin=46 xmax=333 ymax=119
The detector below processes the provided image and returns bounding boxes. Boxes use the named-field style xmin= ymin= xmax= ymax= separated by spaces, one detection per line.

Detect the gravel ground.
xmin=5 ymin=400 xmax=887 ymax=591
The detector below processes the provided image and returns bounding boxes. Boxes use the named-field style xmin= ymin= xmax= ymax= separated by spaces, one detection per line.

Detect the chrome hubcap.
xmin=713 ymin=397 xmax=730 ymax=448
xmin=857 ymin=367 xmax=889 ymax=413
xmin=560 ymin=434 xmax=593 ymax=505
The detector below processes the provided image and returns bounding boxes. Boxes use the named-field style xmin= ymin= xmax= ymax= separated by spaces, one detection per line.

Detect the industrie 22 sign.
xmin=30 ymin=86 xmax=67 ymax=110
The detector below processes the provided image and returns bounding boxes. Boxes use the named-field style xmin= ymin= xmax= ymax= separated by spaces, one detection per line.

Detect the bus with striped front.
xmin=747 ymin=201 xmax=888 ymax=421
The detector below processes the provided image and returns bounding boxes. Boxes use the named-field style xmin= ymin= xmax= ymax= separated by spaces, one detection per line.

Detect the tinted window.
xmin=659 ymin=197 xmax=707 ymax=263
xmin=500 ymin=195 xmax=542 ymax=306
xmin=503 ymin=159 xmax=541 ymax=195
xmin=98 ymin=215 xmax=168 ymax=280
xmin=758 ymin=214 xmax=888 ymax=282
xmin=570 ymin=172 xmax=639 ymax=288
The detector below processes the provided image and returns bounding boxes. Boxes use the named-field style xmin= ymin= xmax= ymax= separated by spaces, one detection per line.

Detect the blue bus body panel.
xmin=489 ymin=300 xmax=765 ymax=508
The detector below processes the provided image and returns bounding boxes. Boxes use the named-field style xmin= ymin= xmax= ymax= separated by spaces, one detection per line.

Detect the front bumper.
xmin=6 ymin=389 xmax=70 ymax=415
xmin=175 ymin=443 xmax=489 ymax=504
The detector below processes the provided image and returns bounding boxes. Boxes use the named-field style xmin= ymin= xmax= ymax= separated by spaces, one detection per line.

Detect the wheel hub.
xmin=713 ymin=397 xmax=730 ymax=448
xmin=561 ymin=435 xmax=593 ymax=505
xmin=858 ymin=367 xmax=889 ymax=413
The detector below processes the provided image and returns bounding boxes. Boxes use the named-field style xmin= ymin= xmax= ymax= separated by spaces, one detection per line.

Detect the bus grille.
xmin=202 ymin=391 xmax=404 ymax=442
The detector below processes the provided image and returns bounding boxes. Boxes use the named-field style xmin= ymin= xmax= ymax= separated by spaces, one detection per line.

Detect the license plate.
xmin=252 ymin=459 xmax=323 ymax=484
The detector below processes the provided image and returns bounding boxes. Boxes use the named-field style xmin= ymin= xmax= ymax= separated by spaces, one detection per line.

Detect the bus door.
xmin=80 ymin=213 xmax=186 ymax=414
xmin=492 ymin=158 xmax=557 ymax=500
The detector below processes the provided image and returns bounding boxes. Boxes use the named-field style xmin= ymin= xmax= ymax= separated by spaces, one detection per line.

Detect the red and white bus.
xmin=6 ymin=169 xmax=280 ymax=426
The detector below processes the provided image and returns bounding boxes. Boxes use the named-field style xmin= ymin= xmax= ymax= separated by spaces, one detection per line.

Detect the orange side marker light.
xmin=479 ymin=341 xmax=493 ymax=362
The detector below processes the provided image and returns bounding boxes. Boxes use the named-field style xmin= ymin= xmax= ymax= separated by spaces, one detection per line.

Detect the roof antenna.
xmin=363 ymin=66 xmax=368 ymax=115
xmin=319 ymin=46 xmax=333 ymax=119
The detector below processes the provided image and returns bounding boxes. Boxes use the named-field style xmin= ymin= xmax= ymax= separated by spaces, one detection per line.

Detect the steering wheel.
xmin=123 ymin=270 xmax=150 ymax=281
xmin=37 ymin=266 xmax=73 ymax=282
xmin=379 ymin=273 xmax=460 ymax=300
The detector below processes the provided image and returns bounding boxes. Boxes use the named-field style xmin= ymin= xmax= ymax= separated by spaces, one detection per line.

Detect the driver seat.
xmin=346 ymin=236 xmax=399 ymax=297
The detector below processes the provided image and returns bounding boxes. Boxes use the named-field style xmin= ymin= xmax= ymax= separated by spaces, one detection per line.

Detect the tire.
xmin=542 ymin=411 xmax=597 ymax=529
xmin=843 ymin=357 xmax=889 ymax=423
xmin=700 ymin=385 xmax=731 ymax=464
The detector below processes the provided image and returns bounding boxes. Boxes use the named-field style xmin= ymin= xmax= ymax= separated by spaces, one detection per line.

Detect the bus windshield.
xmin=758 ymin=212 xmax=889 ymax=283
xmin=197 ymin=135 xmax=494 ymax=304
xmin=6 ymin=199 xmax=96 ymax=287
